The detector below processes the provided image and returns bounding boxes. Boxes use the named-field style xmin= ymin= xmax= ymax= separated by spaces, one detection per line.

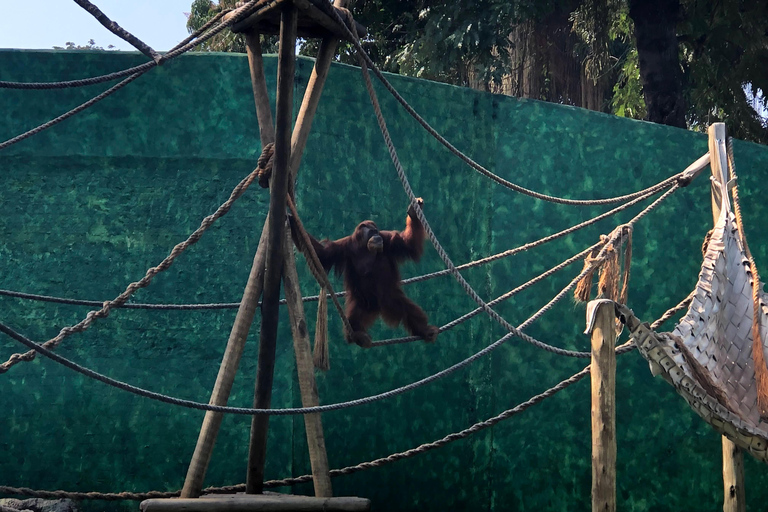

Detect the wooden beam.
xmin=246 ymin=3 xmax=298 ymax=494
xmin=245 ymin=32 xmax=276 ymax=148
xmin=708 ymin=123 xmax=746 ymax=512
xmin=282 ymin=232 xmax=333 ymax=496
xmin=180 ymin=222 xmax=270 ymax=498
xmin=141 ymin=494 xmax=371 ymax=512
xmin=587 ymin=300 xmax=617 ymax=512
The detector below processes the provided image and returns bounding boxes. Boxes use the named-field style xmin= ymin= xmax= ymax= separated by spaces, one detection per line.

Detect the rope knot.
xmin=256 ymin=142 xmax=275 ymax=188
xmin=574 ymin=225 xmax=633 ymax=304
xmin=675 ymin=173 xmax=694 ymax=187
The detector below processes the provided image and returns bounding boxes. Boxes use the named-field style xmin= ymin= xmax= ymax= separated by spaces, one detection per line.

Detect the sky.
xmin=0 ymin=0 xmax=193 ymax=52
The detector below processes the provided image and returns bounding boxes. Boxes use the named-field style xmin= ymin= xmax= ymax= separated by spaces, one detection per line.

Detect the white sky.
xmin=0 ymin=0 xmax=192 ymax=52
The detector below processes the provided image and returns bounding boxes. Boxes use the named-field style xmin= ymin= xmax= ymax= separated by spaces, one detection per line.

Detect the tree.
xmin=53 ymin=39 xmax=116 ymax=51
xmin=187 ymin=0 xmax=768 ymax=143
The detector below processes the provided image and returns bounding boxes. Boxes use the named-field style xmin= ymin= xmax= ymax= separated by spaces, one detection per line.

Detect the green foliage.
xmin=52 ymin=39 xmax=116 ymax=51
xmin=186 ymin=0 xmax=247 ymax=52
xmin=678 ymin=0 xmax=768 ymax=143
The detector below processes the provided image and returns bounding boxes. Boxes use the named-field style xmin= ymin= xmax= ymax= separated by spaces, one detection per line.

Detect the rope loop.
xmin=256 ymin=142 xmax=275 ymax=188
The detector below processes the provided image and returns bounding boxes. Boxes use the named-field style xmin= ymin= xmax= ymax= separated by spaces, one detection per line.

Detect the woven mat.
xmin=621 ymin=208 xmax=768 ymax=462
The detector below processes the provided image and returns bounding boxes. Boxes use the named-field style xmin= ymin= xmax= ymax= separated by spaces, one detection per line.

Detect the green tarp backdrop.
xmin=2 ymin=49 xmax=768 ymax=512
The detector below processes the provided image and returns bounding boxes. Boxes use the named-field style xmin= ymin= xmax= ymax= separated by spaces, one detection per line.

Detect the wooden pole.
xmin=267 ymin=0 xmax=348 ymax=495
xmin=180 ymin=23 xmax=279 ymax=501
xmin=287 ymin=0 xmax=347 ymax=188
xmin=180 ymin=222 xmax=270 ymax=498
xmin=723 ymin=437 xmax=746 ymax=512
xmin=246 ymin=3 xmax=298 ymax=494
xmin=245 ymin=32 xmax=276 ymax=146
xmin=708 ymin=123 xmax=746 ymax=512
xmin=282 ymin=232 xmax=333 ymax=496
xmin=587 ymin=300 xmax=617 ymax=512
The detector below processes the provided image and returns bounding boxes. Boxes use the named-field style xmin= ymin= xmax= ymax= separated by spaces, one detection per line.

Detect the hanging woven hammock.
xmin=616 ymin=197 xmax=768 ymax=463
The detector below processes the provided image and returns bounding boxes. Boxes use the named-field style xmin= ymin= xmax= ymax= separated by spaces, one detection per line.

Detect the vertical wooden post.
xmin=723 ymin=437 xmax=746 ymax=512
xmin=708 ymin=123 xmax=747 ymax=512
xmin=282 ymin=232 xmax=333 ymax=496
xmin=180 ymin=24 xmax=279 ymax=501
xmin=246 ymin=3 xmax=298 ymax=494
xmin=587 ymin=300 xmax=617 ymax=512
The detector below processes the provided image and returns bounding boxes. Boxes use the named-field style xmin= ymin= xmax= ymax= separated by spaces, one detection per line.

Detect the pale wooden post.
xmin=708 ymin=122 xmax=746 ymax=512
xmin=282 ymin=231 xmax=333 ymax=496
xmin=245 ymin=3 xmax=299 ymax=494
xmin=586 ymin=300 xmax=617 ymax=512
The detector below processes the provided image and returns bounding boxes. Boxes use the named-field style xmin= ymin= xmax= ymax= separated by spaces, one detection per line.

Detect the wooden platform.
xmin=140 ymin=493 xmax=370 ymax=512
xmin=225 ymin=0 xmax=366 ymax=41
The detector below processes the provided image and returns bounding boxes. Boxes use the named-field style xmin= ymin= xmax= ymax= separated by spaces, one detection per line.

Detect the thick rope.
xmin=0 ymin=9 xmax=232 ymax=91
xmin=371 ymin=240 xmax=602 ymax=347
xmin=0 ymin=0 xmax=271 ymax=150
xmin=350 ymin=9 xmax=683 ymax=359
xmin=0 ymin=73 xmax=145 ymax=151
xmin=0 ymin=183 xmax=661 ymax=311
xmin=0 ymin=293 xmax=692 ymax=501
xmin=317 ymin=0 xmax=686 ymax=207
xmin=286 ymin=195 xmax=353 ymax=339
xmin=0 ymin=167 xmax=261 ymax=373
xmin=72 ymin=0 xmax=161 ymax=62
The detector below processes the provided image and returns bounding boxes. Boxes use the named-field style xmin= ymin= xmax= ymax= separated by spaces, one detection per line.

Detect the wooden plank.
xmin=141 ymin=494 xmax=370 ymax=512
xmin=708 ymin=123 xmax=746 ymax=512
xmin=588 ymin=300 xmax=617 ymax=512
xmin=180 ymin=222 xmax=271 ymax=498
xmin=282 ymin=231 xmax=332 ymax=496
xmin=230 ymin=0 xmax=366 ymax=40
xmin=245 ymin=3 xmax=298 ymax=494
xmin=245 ymin=33 xmax=276 ymax=147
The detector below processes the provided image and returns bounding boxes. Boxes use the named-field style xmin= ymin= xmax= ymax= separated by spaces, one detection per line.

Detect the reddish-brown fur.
xmin=294 ymin=200 xmax=438 ymax=348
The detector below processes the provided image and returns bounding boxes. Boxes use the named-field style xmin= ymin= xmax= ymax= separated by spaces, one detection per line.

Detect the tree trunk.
xmin=629 ymin=0 xmax=686 ymax=127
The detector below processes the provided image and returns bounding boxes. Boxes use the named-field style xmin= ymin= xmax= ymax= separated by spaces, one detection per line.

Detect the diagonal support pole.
xmin=245 ymin=2 xmax=298 ymax=494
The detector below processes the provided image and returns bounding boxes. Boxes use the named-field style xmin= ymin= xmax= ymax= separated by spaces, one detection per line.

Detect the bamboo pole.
xmin=282 ymin=231 xmax=333 ymax=496
xmin=245 ymin=3 xmax=298 ymax=494
xmin=587 ymin=300 xmax=617 ymax=512
xmin=708 ymin=123 xmax=746 ymax=512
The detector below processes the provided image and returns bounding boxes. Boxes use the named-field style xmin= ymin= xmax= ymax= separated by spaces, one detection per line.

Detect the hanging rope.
xmin=727 ymin=137 xmax=768 ymax=418
xmin=0 ymin=0 xmax=271 ymax=150
xmin=0 ymin=181 xmax=662 ymax=311
xmin=0 ymin=9 xmax=232 ymax=90
xmin=316 ymin=0 xmax=702 ymax=207
xmin=0 ymin=291 xmax=695 ymax=501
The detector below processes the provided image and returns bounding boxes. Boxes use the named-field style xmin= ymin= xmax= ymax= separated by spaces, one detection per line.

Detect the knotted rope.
xmin=256 ymin=142 xmax=275 ymax=188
